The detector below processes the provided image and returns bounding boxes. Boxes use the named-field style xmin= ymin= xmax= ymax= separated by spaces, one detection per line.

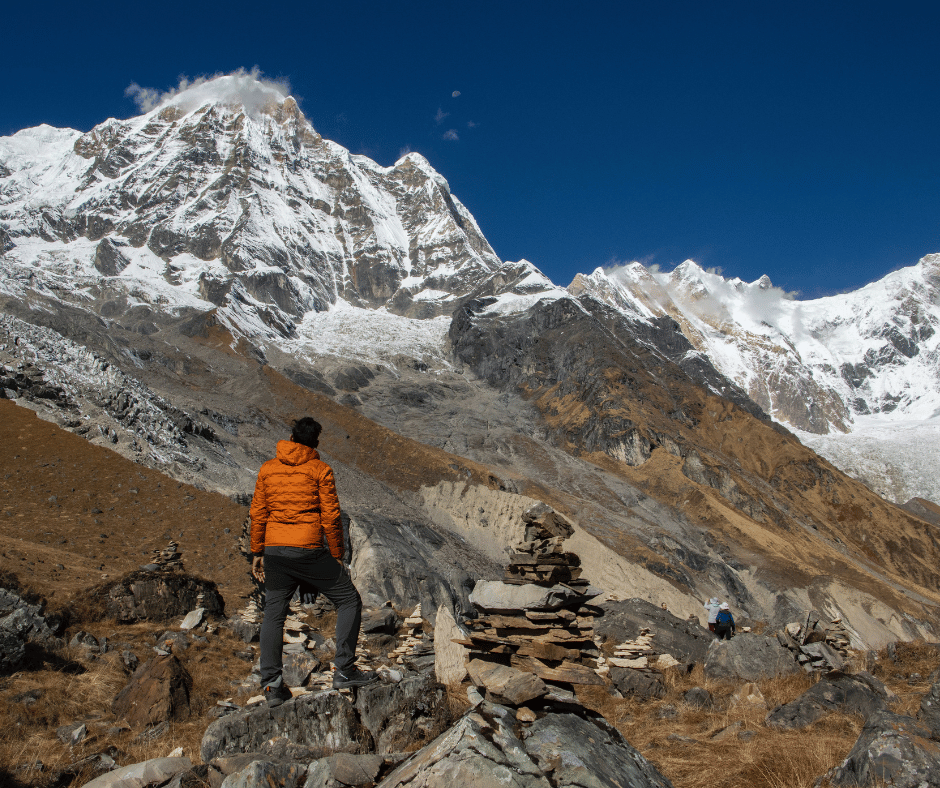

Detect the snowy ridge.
xmin=572 ymin=256 xmax=940 ymax=503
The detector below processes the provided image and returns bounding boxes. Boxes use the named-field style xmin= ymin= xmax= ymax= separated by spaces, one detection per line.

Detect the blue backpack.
xmin=716 ymin=610 xmax=733 ymax=626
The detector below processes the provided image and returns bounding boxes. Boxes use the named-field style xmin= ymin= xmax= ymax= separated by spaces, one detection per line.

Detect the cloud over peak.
xmin=125 ymin=67 xmax=292 ymax=116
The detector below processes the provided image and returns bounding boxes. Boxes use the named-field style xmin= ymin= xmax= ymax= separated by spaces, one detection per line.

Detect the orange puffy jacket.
xmin=249 ymin=440 xmax=343 ymax=559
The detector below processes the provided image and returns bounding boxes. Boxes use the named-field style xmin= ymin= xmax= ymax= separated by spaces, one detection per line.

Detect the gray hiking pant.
xmin=259 ymin=546 xmax=362 ymax=688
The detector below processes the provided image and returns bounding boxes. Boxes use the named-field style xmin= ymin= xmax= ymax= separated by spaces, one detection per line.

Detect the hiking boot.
xmin=332 ymin=667 xmax=379 ymax=689
xmin=263 ymin=682 xmax=292 ymax=707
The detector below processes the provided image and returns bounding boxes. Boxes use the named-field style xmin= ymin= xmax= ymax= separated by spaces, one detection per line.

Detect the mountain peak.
xmin=129 ymin=70 xmax=294 ymax=121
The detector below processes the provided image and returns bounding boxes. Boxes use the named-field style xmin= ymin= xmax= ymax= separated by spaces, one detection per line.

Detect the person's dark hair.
xmin=291 ymin=417 xmax=322 ymax=448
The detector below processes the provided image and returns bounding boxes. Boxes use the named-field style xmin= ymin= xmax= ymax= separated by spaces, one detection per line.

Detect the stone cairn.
xmin=596 ymin=628 xmax=681 ymax=678
xmin=776 ymin=611 xmax=852 ymax=672
xmin=389 ymin=605 xmax=427 ymax=665
xmin=459 ymin=504 xmax=605 ymax=705
xmin=150 ymin=541 xmax=183 ymax=571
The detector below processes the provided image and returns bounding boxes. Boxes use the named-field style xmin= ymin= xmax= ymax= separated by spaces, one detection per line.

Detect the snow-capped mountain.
xmin=0 ymin=73 xmax=555 ymax=345
xmin=4 ymin=74 xmax=940 ymax=645
xmin=571 ymin=257 xmax=940 ymax=502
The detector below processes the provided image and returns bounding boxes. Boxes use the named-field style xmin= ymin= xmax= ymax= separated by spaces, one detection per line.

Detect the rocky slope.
xmin=2 ymin=75 xmax=940 ymax=650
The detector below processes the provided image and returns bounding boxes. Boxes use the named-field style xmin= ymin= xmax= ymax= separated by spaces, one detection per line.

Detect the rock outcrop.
xmin=377 ymin=701 xmax=675 ymax=788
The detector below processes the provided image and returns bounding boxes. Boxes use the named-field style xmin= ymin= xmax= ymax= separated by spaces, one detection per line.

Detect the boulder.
xmin=467 ymin=659 xmax=548 ymax=705
xmin=730 ymin=682 xmax=767 ymax=710
xmin=91 ymin=570 xmax=224 ymax=623
xmin=704 ymin=634 xmax=801 ymax=682
xmin=766 ymin=671 xmax=892 ymax=731
xmin=0 ymin=587 xmax=59 ymax=673
xmin=306 ymin=754 xmax=385 ymax=788
xmin=608 ymin=667 xmax=666 ymax=700
xmin=597 ymin=599 xmax=712 ymax=665
xmin=180 ymin=608 xmax=205 ymax=630
xmin=78 ymin=756 xmax=192 ymax=788
xmin=683 ymin=687 xmax=713 ymax=709
xmin=819 ymin=709 xmax=940 ymax=787
xmin=376 ymin=702 xmax=675 ymax=788
xmin=354 ymin=673 xmax=452 ymax=754
xmin=213 ymin=758 xmax=305 ymax=788
xmin=112 ymin=654 xmax=192 ymax=730
xmin=201 ymin=691 xmax=371 ymax=763
xmin=281 ymin=651 xmax=320 ymax=688
xmin=361 ymin=607 xmax=402 ymax=635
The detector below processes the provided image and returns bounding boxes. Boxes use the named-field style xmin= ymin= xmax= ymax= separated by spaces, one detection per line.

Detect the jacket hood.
xmin=275 ymin=439 xmax=319 ymax=466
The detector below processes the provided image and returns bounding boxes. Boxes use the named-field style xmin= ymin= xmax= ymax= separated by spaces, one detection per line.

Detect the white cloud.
xmin=443 ymin=129 xmax=459 ymax=141
xmin=434 ymin=107 xmax=449 ymax=124
xmin=125 ymin=67 xmax=291 ymax=116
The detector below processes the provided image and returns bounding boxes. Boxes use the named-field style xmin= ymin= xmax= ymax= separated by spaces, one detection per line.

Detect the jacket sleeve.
xmin=249 ymin=468 xmax=269 ymax=555
xmin=319 ymin=466 xmax=343 ymax=560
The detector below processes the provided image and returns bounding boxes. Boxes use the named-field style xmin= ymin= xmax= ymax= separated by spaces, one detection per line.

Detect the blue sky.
xmin=3 ymin=1 xmax=939 ymax=297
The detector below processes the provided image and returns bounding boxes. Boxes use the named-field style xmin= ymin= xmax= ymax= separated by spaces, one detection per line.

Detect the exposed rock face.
xmin=201 ymin=691 xmax=370 ymax=763
xmin=377 ymin=702 xmax=675 ymax=788
xmin=820 ymin=709 xmax=940 ymax=788
xmin=703 ymin=635 xmax=802 ymax=682
xmin=201 ymin=677 xmax=452 ymax=765
xmin=112 ymin=654 xmax=193 ymax=729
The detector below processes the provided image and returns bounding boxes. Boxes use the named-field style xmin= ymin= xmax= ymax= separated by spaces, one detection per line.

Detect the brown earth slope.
xmin=0 ymin=399 xmax=251 ymax=606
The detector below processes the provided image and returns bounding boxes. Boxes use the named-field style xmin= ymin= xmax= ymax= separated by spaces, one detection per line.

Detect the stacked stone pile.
xmin=150 ymin=541 xmax=184 ymax=571
xmin=776 ymin=611 xmax=852 ymax=672
xmin=461 ymin=504 xmax=605 ymax=697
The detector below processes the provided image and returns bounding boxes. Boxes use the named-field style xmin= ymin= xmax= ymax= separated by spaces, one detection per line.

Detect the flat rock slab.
xmin=819 ymin=709 xmax=940 ymax=788
xmin=469 ymin=581 xmax=587 ymax=614
xmin=434 ymin=605 xmax=469 ymax=686
xmin=704 ymin=634 xmax=800 ymax=682
xmin=79 ymin=756 xmax=192 ymax=788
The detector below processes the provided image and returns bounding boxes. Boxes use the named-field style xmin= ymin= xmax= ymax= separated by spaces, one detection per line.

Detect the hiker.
xmin=704 ymin=597 xmax=721 ymax=632
xmin=250 ymin=416 xmax=377 ymax=706
xmin=714 ymin=602 xmax=736 ymax=640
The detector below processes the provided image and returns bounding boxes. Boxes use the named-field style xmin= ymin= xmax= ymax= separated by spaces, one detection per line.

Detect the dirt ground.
xmin=0 ymin=399 xmax=252 ymax=612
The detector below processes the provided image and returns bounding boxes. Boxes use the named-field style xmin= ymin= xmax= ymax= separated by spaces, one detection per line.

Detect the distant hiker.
xmin=714 ymin=602 xmax=736 ymax=640
xmin=250 ymin=416 xmax=377 ymax=706
xmin=704 ymin=597 xmax=721 ymax=632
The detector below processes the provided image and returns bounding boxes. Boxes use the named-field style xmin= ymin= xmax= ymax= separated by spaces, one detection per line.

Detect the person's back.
xmin=714 ymin=603 xmax=735 ymax=640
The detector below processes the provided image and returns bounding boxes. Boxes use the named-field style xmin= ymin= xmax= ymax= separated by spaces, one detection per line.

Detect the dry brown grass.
xmin=575 ymin=662 xmax=872 ymax=788
xmin=0 ymin=617 xmax=262 ymax=787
